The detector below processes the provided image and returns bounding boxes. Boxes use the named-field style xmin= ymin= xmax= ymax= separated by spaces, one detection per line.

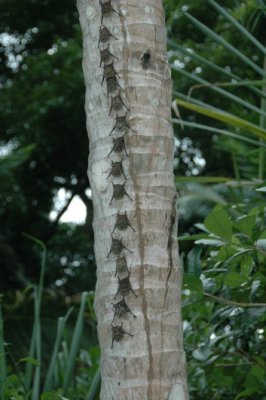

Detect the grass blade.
xmin=187 ymin=80 xmax=266 ymax=97
xmin=43 ymin=307 xmax=73 ymax=391
xmin=174 ymin=98 xmax=266 ymax=139
xmin=173 ymin=90 xmax=221 ymax=112
xmin=62 ymin=292 xmax=89 ymax=396
xmin=169 ymin=40 xmax=239 ymax=79
xmin=22 ymin=234 xmax=46 ymax=397
xmin=172 ymin=65 xmax=266 ymax=119
xmin=207 ymin=0 xmax=266 ymax=55
xmin=53 ymin=357 xmax=59 ymax=388
xmin=178 ymin=233 xmax=210 ymax=241
xmin=183 ymin=11 xmax=264 ymax=76
xmin=86 ymin=366 xmax=101 ymax=400
xmin=58 ymin=351 xmax=65 ymax=386
xmin=0 ymin=298 xmax=6 ymax=400
xmin=22 ymin=234 xmax=46 ymax=295
xmin=168 ymin=40 xmax=265 ymax=98
xmin=32 ymin=291 xmax=41 ymax=400
xmin=172 ymin=119 xmax=266 ymax=148
xmin=259 ymin=56 xmax=266 ymax=179
xmin=62 ymin=341 xmax=69 ymax=367
xmin=24 ymin=319 xmax=37 ymax=389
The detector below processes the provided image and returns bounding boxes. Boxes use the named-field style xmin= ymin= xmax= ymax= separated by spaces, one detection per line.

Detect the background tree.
xmin=0 ymin=0 xmax=95 ymax=293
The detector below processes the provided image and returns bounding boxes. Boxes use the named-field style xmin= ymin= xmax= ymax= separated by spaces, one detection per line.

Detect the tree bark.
xmin=77 ymin=0 xmax=188 ymax=399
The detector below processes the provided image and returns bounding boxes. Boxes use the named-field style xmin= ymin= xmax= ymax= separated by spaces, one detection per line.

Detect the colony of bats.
xmin=98 ymin=0 xmax=137 ymax=348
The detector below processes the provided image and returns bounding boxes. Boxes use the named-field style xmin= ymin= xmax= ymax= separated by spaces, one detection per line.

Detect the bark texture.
xmin=77 ymin=1 xmax=188 ymax=399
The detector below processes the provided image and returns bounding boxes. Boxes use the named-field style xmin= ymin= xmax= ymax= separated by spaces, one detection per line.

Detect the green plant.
xmin=166 ymin=1 xmax=266 ymax=398
xmin=0 ymin=237 xmax=100 ymax=400
xmin=181 ymin=199 xmax=266 ymax=399
xmin=169 ymin=0 xmax=266 ymax=182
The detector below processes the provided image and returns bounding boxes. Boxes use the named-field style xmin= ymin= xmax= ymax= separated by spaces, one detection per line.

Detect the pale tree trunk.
xmin=77 ymin=0 xmax=188 ymax=399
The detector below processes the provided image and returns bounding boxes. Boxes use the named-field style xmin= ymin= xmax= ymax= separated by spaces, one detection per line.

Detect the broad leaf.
xmin=224 ymin=272 xmax=247 ymax=288
xmin=204 ymin=208 xmax=232 ymax=241
xmin=195 ymin=238 xmax=225 ymax=246
xmin=187 ymin=247 xmax=202 ymax=277
xmin=192 ymin=346 xmax=212 ymax=361
xmin=256 ymin=186 xmax=266 ymax=192
xmin=235 ymin=215 xmax=256 ymax=237
xmin=18 ymin=357 xmax=39 ymax=367
xmin=255 ymin=239 xmax=266 ymax=254
xmin=183 ymin=273 xmax=203 ymax=296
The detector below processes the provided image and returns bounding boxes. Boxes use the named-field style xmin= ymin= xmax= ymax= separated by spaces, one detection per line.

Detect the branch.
xmin=215 ymin=362 xmax=253 ymax=367
xmin=203 ymin=292 xmax=266 ymax=308
xmin=53 ymin=192 xmax=76 ymax=225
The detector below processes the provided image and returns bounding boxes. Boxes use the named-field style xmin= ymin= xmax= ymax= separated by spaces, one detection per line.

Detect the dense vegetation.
xmin=0 ymin=0 xmax=265 ymax=399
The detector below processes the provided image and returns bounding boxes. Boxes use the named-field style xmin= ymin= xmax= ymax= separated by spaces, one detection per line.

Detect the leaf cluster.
xmin=181 ymin=196 xmax=266 ymax=399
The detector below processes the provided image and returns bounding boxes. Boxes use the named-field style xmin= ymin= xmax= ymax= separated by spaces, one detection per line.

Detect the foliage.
xmin=166 ymin=0 xmax=266 ymax=181
xmin=0 ymin=239 xmax=100 ymax=400
xmin=168 ymin=1 xmax=266 ymax=398
xmin=181 ymin=194 xmax=266 ymax=399
xmin=0 ymin=0 xmax=95 ymax=292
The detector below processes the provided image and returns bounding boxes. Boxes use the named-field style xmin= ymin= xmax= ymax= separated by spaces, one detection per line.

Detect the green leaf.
xmin=173 ymin=116 xmax=266 ymax=148
xmin=248 ymin=207 xmax=260 ymax=217
xmin=192 ymin=346 xmax=212 ymax=361
xmin=235 ymin=215 xmax=256 ymax=237
xmin=241 ymin=256 xmax=254 ymax=278
xmin=178 ymin=233 xmax=209 ymax=241
xmin=206 ymin=0 xmax=266 ymax=54
xmin=224 ymin=272 xmax=247 ymax=288
xmin=43 ymin=308 xmax=74 ymax=392
xmin=201 ymin=276 xmax=217 ymax=292
xmin=256 ymin=186 xmax=266 ymax=192
xmin=0 ymin=301 xmax=7 ymax=396
xmin=86 ymin=366 xmax=101 ymax=400
xmin=19 ymin=357 xmax=39 ymax=367
xmin=62 ymin=292 xmax=89 ymax=396
xmin=216 ymin=244 xmax=240 ymax=262
xmin=183 ymin=273 xmax=203 ymax=295
xmin=195 ymin=238 xmax=225 ymax=246
xmin=236 ymin=365 xmax=266 ymax=399
xmin=4 ymin=375 xmax=21 ymax=389
xmin=175 ymin=98 xmax=266 ymax=139
xmin=22 ymin=233 xmax=46 ymax=251
xmin=248 ymin=307 xmax=266 ymax=320
xmin=183 ymin=11 xmax=264 ymax=75
xmin=41 ymin=393 xmax=62 ymax=400
xmin=250 ymin=365 xmax=266 ymax=382
xmin=255 ymin=239 xmax=266 ymax=254
xmin=3 ymin=389 xmax=24 ymax=400
xmin=187 ymin=247 xmax=202 ymax=277
xmin=236 ymin=388 xmax=258 ymax=399
xmin=194 ymin=223 xmax=210 ymax=233
xmin=204 ymin=208 xmax=232 ymax=241
xmin=250 ymin=279 xmax=261 ymax=299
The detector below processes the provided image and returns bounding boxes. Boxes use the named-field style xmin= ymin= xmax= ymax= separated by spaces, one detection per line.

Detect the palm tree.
xmin=76 ymin=0 xmax=188 ymax=398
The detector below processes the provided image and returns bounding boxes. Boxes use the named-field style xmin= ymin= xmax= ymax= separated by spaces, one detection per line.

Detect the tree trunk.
xmin=77 ymin=1 xmax=188 ymax=399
